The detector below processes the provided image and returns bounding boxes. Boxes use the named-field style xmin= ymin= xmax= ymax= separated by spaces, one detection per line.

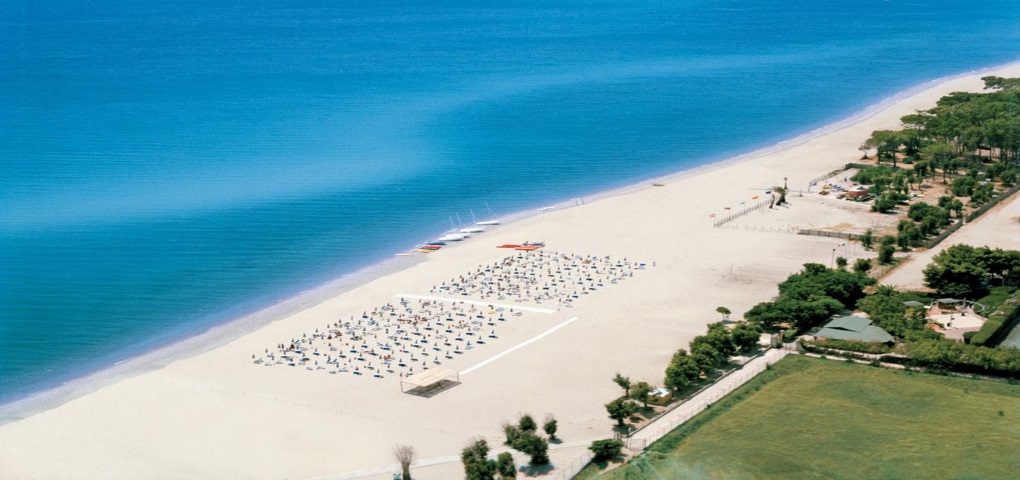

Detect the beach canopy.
xmin=400 ymin=367 xmax=459 ymax=393
xmin=902 ymin=300 xmax=925 ymax=307
xmin=937 ymin=298 xmax=961 ymax=304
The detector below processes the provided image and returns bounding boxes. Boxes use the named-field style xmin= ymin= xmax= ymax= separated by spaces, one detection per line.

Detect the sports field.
xmin=593 ymin=355 xmax=1020 ymax=479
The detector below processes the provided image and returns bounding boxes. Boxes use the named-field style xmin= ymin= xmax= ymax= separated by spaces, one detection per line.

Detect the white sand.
xmin=2 ymin=63 xmax=1019 ymax=480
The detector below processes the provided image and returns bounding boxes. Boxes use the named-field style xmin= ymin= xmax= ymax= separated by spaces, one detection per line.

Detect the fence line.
xmin=712 ymin=197 xmax=774 ymax=227
xmin=966 ymin=182 xmax=1020 ymax=222
xmin=807 ymin=167 xmax=848 ymax=188
xmin=625 ymin=349 xmax=791 ymax=454
xmin=797 ymin=229 xmax=862 ymax=240
xmin=553 ymin=450 xmax=595 ymax=480
xmin=924 ymin=219 xmax=964 ymax=249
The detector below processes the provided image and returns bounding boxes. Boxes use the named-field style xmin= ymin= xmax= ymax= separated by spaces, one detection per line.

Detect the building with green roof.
xmin=815 ymin=315 xmax=894 ymax=344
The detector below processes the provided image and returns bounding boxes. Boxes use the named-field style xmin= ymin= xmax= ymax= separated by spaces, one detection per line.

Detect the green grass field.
xmin=591 ymin=356 xmax=1020 ymax=479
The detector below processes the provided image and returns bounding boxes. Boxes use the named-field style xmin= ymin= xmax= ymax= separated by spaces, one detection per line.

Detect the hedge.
xmin=969 ymin=293 xmax=1020 ymax=347
xmin=801 ymin=338 xmax=895 ymax=355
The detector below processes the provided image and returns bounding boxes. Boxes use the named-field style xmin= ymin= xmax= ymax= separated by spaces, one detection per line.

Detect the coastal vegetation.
xmin=589 ymin=356 xmax=1020 ymax=479
xmin=461 ymin=439 xmax=516 ymax=480
xmin=845 ymin=77 xmax=1020 ymax=254
xmin=790 ymin=244 xmax=1020 ymax=377
xmin=744 ymin=263 xmax=873 ymax=333
xmin=501 ymin=414 xmax=550 ymax=467
xmin=663 ymin=321 xmax=761 ymax=393
xmin=922 ymin=244 xmax=1020 ymax=298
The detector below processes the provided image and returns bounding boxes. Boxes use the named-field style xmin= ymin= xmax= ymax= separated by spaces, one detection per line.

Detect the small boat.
xmin=425 ymin=241 xmax=446 ymax=246
xmin=522 ymin=241 xmax=545 ymax=246
xmin=395 ymin=253 xmax=414 ymax=257
xmin=475 ymin=220 xmax=501 ymax=226
xmin=413 ymin=249 xmax=434 ymax=253
xmin=421 ymin=245 xmax=441 ymax=250
xmin=497 ymin=244 xmax=521 ymax=249
xmin=437 ymin=234 xmax=467 ymax=242
xmin=516 ymin=245 xmax=541 ymax=251
xmin=459 ymin=227 xmax=485 ymax=234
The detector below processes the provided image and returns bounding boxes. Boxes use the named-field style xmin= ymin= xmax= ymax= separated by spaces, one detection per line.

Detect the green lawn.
xmin=594 ymin=356 xmax=1020 ymax=479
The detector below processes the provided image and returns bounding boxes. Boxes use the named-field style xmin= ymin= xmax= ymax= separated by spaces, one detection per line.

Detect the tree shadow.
xmin=520 ymin=463 xmax=555 ymax=477
xmin=611 ymin=424 xmax=633 ymax=437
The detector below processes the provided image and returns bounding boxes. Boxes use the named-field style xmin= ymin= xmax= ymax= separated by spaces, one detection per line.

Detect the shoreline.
xmin=3 ymin=62 xmax=1020 ymax=479
xmin=3 ymin=60 xmax=1019 ymax=426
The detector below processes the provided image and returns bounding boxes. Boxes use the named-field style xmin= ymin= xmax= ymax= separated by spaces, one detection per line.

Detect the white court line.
xmin=460 ymin=316 xmax=578 ymax=375
xmin=394 ymin=294 xmax=557 ymax=314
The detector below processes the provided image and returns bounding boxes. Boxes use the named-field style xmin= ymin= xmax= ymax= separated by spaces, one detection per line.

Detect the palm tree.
xmin=394 ymin=445 xmax=416 ymax=480
xmin=772 ymin=185 xmax=788 ymax=206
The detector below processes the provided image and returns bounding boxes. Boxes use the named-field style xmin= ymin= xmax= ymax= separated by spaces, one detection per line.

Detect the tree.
xmin=502 ymin=423 xmax=520 ymax=446
xmin=589 ymin=439 xmax=624 ymax=462
xmin=878 ymin=244 xmax=896 ymax=265
xmin=861 ymin=229 xmax=874 ymax=250
xmin=921 ymin=142 xmax=954 ymax=181
xmin=690 ymin=343 xmax=721 ymax=375
xmin=510 ymin=431 xmax=549 ymax=466
xmin=462 ymin=439 xmax=497 ymax=480
xmin=868 ymin=130 xmax=904 ymax=167
xmin=630 ymin=381 xmax=654 ymax=409
xmin=922 ymin=244 xmax=990 ymax=297
xmin=542 ymin=416 xmax=558 ymax=441
xmin=745 ymin=296 xmax=842 ymax=332
xmin=605 ymin=397 xmax=638 ymax=427
xmin=696 ymin=322 xmax=736 ymax=358
xmin=854 ymin=258 xmax=872 ymax=273
xmin=872 ymin=194 xmax=899 ymax=213
xmin=664 ymin=349 xmax=701 ymax=391
xmin=835 ymin=256 xmax=848 ymax=269
xmin=612 ymin=373 xmax=631 ymax=397
xmin=858 ymin=142 xmax=872 ymax=159
xmin=394 ymin=445 xmax=416 ymax=480
xmin=495 ymin=452 xmax=516 ymax=479
xmin=773 ymin=185 xmax=788 ymax=206
xmin=730 ymin=322 xmax=763 ymax=353
xmin=518 ymin=414 xmax=537 ymax=433
xmin=716 ymin=306 xmax=731 ymax=320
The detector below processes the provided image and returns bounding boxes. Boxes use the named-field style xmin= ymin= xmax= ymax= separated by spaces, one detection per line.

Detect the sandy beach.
xmin=2 ymin=63 xmax=1019 ymax=480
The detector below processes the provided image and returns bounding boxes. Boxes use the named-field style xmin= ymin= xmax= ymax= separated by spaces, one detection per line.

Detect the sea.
xmin=2 ymin=0 xmax=1019 ymax=406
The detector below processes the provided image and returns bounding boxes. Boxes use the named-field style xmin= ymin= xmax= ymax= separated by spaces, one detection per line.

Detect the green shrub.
xmin=969 ymin=300 xmax=1019 ymax=346
xmin=807 ymin=338 xmax=894 ymax=355
xmin=589 ymin=439 xmax=624 ymax=462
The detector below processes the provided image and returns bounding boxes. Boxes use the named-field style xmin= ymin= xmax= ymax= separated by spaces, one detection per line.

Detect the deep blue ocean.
xmin=2 ymin=0 xmax=1019 ymax=405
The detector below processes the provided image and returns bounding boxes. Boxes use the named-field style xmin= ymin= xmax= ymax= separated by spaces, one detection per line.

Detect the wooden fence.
xmin=712 ymin=197 xmax=774 ymax=227
xmin=797 ymin=229 xmax=863 ymax=240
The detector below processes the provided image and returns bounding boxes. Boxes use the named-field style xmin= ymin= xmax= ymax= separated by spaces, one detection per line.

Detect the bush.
xmin=510 ymin=431 xmax=549 ymax=466
xmin=879 ymin=245 xmax=896 ymax=264
xmin=854 ymin=258 xmax=872 ymax=273
xmin=805 ymin=338 xmax=894 ymax=355
xmin=901 ymin=338 xmax=1020 ymax=378
xmin=861 ymin=229 xmax=874 ymax=249
xmin=518 ymin=414 xmax=537 ymax=433
xmin=543 ymin=416 xmax=558 ymax=441
xmin=782 ymin=329 xmax=798 ymax=342
xmin=969 ymin=297 xmax=1019 ymax=346
xmin=589 ymin=439 xmax=624 ymax=462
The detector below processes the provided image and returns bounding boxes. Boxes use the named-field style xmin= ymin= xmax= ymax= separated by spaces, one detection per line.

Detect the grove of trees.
xmin=922 ymin=244 xmax=1020 ymax=298
xmin=744 ymin=263 xmax=873 ymax=332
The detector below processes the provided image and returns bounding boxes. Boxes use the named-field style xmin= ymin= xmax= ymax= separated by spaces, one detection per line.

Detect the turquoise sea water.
xmin=2 ymin=0 xmax=1019 ymax=405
